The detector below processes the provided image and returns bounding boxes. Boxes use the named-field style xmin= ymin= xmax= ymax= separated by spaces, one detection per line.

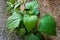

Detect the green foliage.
xmin=25 ymin=1 xmax=38 ymax=10
xmin=35 ymin=33 xmax=45 ymax=40
xmin=26 ymin=8 xmax=39 ymax=15
xmin=6 ymin=11 xmax=22 ymax=33
xmin=23 ymin=15 xmax=37 ymax=32
xmin=38 ymin=14 xmax=56 ymax=36
xmin=25 ymin=1 xmax=39 ymax=15
xmin=21 ymin=0 xmax=26 ymax=3
xmin=7 ymin=0 xmax=16 ymax=11
xmin=25 ymin=33 xmax=39 ymax=40
xmin=33 ymin=8 xmax=39 ymax=15
xmin=14 ymin=2 xmax=22 ymax=10
xmin=18 ymin=28 xmax=26 ymax=36
xmin=8 ymin=0 xmax=16 ymax=4
xmin=7 ymin=0 xmax=56 ymax=40
xmin=7 ymin=2 xmax=14 ymax=11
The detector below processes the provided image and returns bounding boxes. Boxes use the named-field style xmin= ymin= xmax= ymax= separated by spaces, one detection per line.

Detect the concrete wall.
xmin=0 ymin=0 xmax=8 ymax=40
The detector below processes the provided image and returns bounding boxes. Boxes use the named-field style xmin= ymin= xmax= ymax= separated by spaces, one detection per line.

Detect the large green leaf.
xmin=25 ymin=1 xmax=38 ymax=10
xmin=25 ymin=33 xmax=39 ymax=40
xmin=23 ymin=15 xmax=37 ymax=32
xmin=38 ymin=14 xmax=56 ymax=36
xmin=6 ymin=11 xmax=22 ymax=33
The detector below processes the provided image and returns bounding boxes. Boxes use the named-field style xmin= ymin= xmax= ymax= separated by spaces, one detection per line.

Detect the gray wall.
xmin=0 ymin=0 xmax=21 ymax=40
xmin=0 ymin=0 xmax=8 ymax=40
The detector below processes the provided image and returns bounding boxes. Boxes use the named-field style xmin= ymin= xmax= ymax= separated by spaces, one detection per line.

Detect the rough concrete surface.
xmin=0 ymin=0 xmax=8 ymax=40
xmin=0 ymin=0 xmax=19 ymax=40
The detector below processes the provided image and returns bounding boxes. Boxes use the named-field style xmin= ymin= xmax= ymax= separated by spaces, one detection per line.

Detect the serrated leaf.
xmin=25 ymin=1 xmax=38 ymax=9
xmin=25 ymin=33 xmax=39 ymax=40
xmin=18 ymin=28 xmax=26 ymax=36
xmin=6 ymin=11 xmax=22 ymax=33
xmin=23 ymin=15 xmax=37 ymax=32
xmin=38 ymin=14 xmax=56 ymax=36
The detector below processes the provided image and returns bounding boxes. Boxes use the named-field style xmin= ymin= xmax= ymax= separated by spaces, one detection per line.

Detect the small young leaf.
xmin=38 ymin=14 xmax=56 ymax=36
xmin=8 ymin=0 xmax=16 ymax=4
xmin=25 ymin=1 xmax=38 ymax=10
xmin=33 ymin=8 xmax=39 ymax=15
xmin=14 ymin=2 xmax=21 ymax=10
xmin=7 ymin=0 xmax=16 ymax=11
xmin=6 ymin=11 xmax=22 ymax=33
xmin=25 ymin=33 xmax=39 ymax=40
xmin=7 ymin=2 xmax=14 ymax=11
xmin=18 ymin=28 xmax=26 ymax=36
xmin=23 ymin=15 xmax=37 ymax=32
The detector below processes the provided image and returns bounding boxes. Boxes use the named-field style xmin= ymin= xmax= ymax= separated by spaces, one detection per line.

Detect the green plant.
xmin=6 ymin=0 xmax=56 ymax=40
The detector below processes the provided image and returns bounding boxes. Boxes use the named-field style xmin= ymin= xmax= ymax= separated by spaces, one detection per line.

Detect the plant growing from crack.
xmin=6 ymin=0 xmax=56 ymax=40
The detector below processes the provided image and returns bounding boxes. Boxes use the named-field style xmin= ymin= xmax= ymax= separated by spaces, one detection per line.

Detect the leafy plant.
xmin=38 ymin=14 xmax=56 ymax=36
xmin=23 ymin=15 xmax=37 ymax=32
xmin=6 ymin=0 xmax=56 ymax=40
